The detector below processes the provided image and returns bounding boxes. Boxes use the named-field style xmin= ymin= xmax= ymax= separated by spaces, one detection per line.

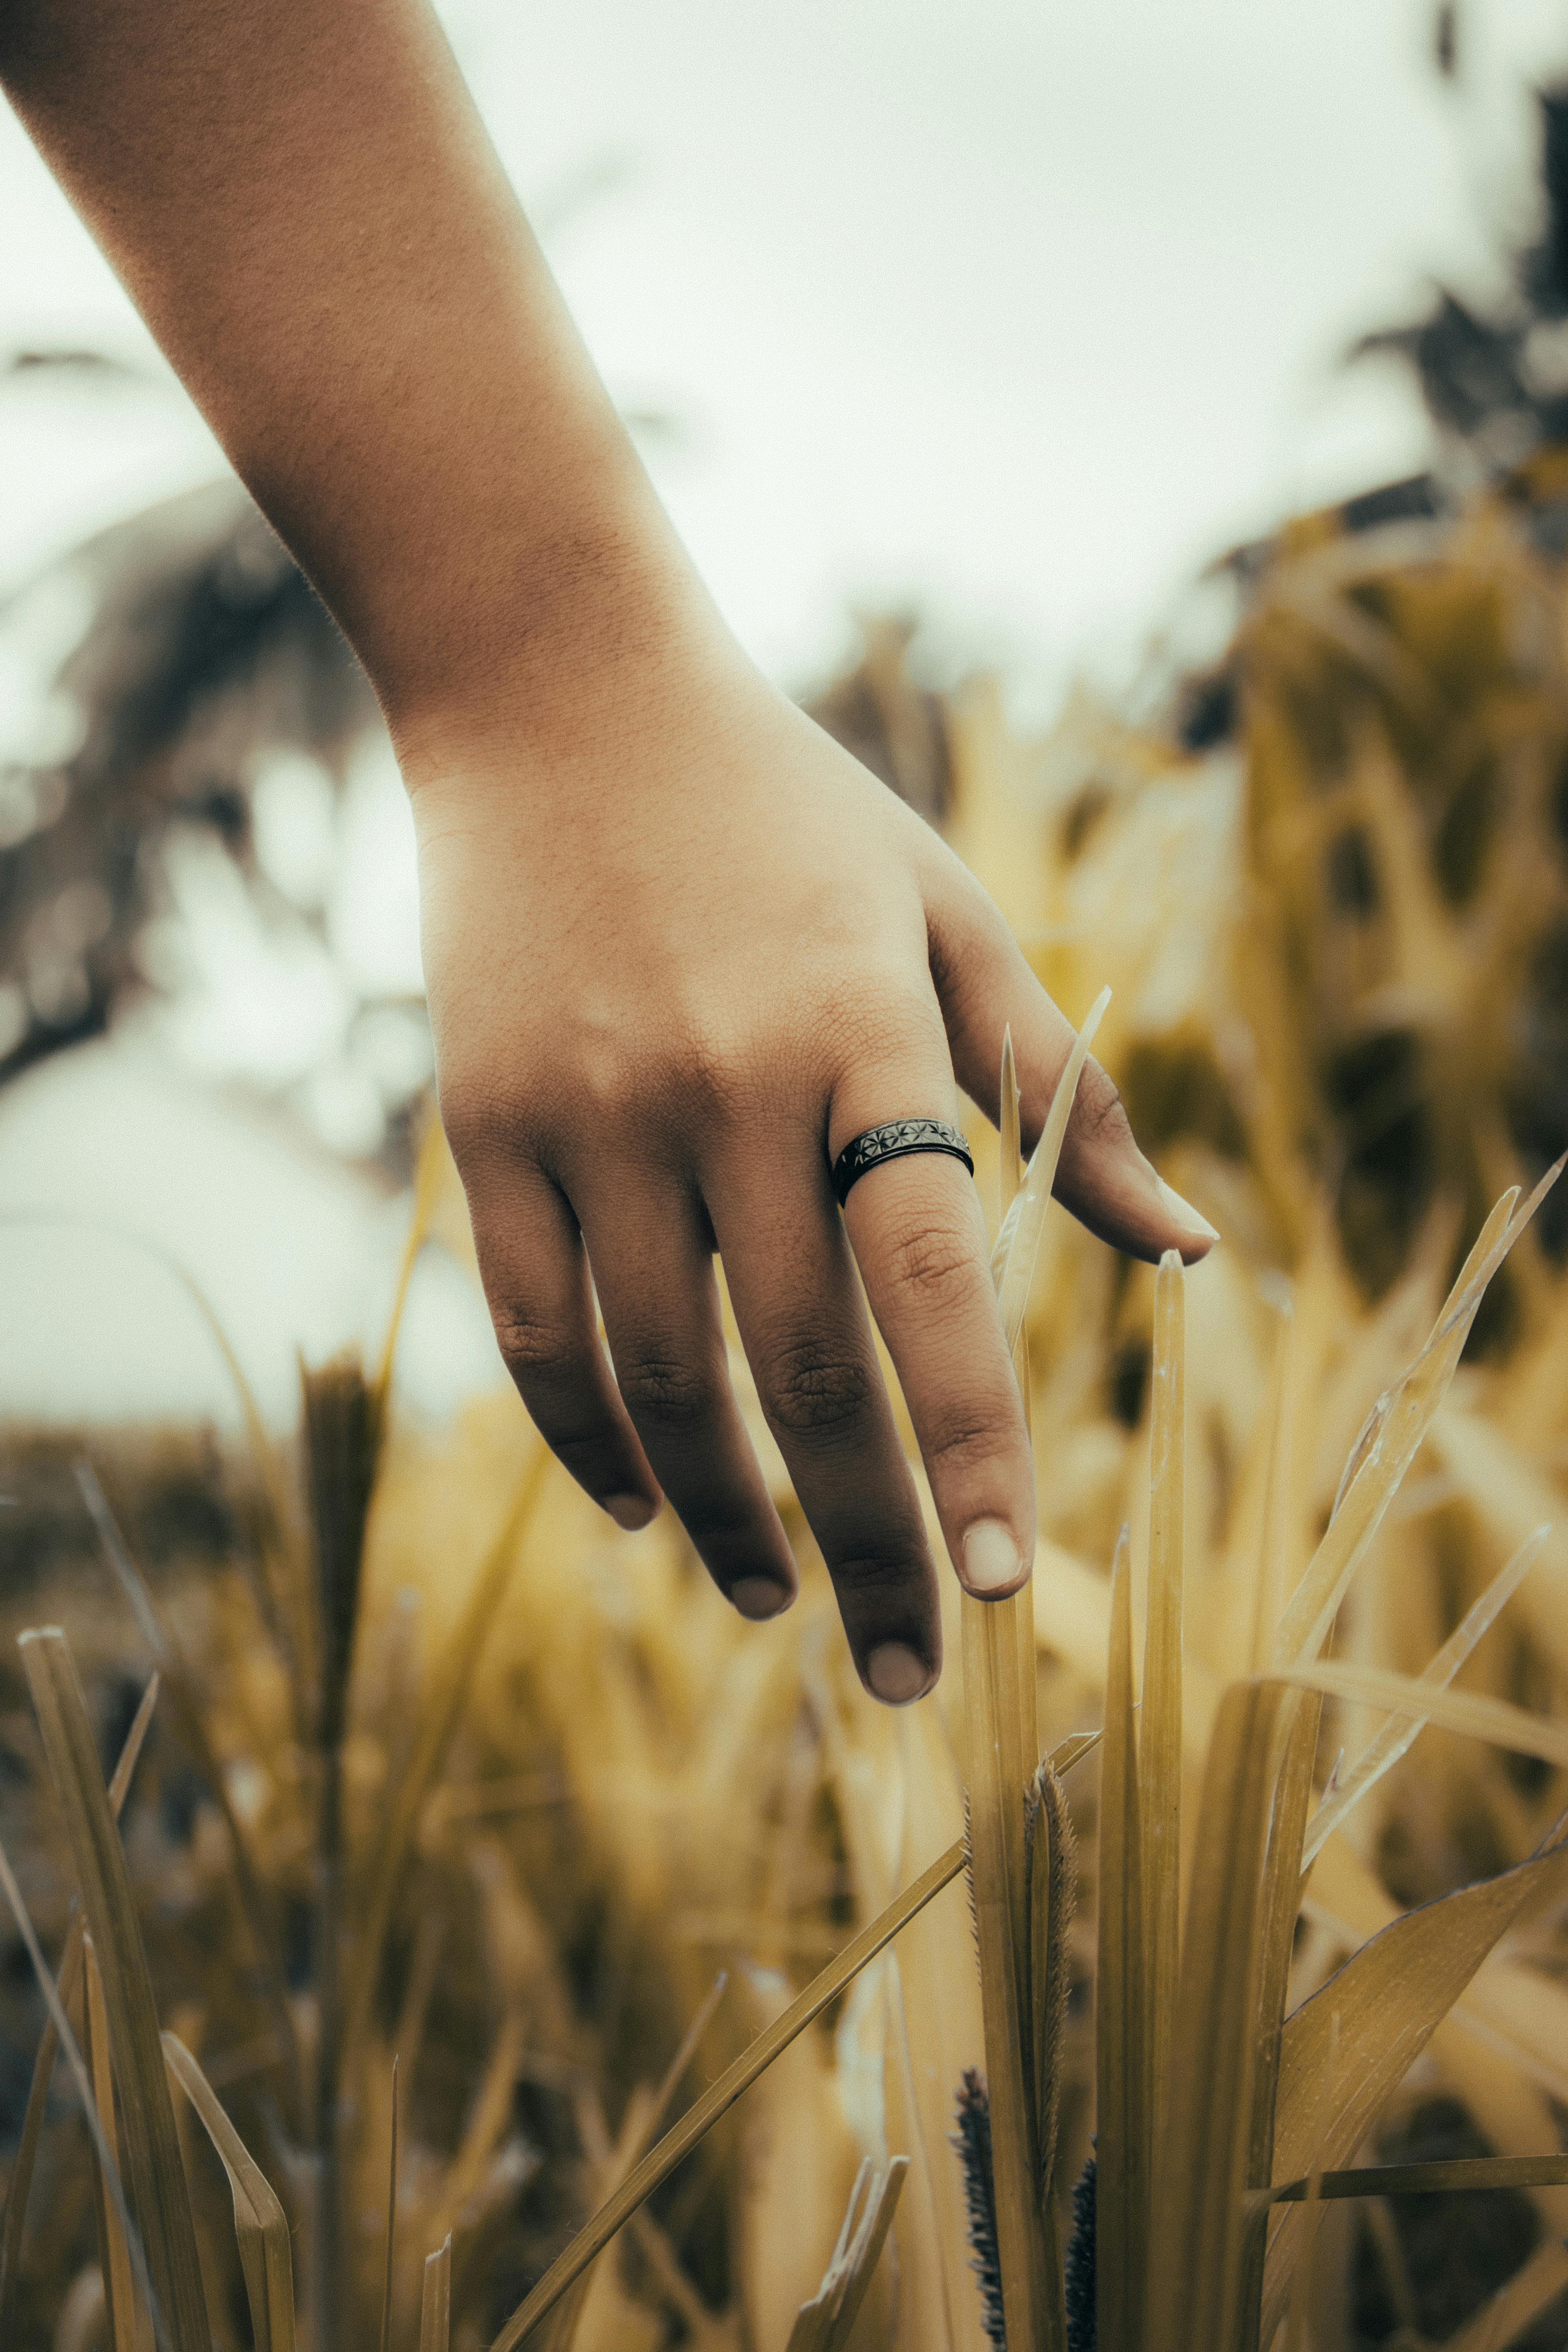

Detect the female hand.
xmin=410 ymin=620 xmax=1216 ymax=1704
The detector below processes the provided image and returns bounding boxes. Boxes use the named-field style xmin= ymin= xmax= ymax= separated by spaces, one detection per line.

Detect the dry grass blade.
xmin=1302 ymin=1524 xmax=1549 ymax=1866
xmin=488 ymin=1840 xmax=965 ymax=2352
xmin=0 ymin=1671 xmax=156 ymax=2339
xmin=1143 ymin=1249 xmax=1185 ymax=2151
xmin=83 ymin=1936 xmax=139 ymax=2352
xmin=786 ymin=2157 xmax=911 ymax=2352
xmin=962 ymin=1585 xmax=1048 ymax=2352
xmin=421 ymin=2234 xmax=453 ymax=2352
xmin=76 ymin=1462 xmax=305 ymax=2123
xmin=163 ymin=2033 xmax=295 ymax=2352
xmin=1263 ymin=1821 xmax=1568 ymax=2344
xmin=1267 ymin=2155 xmax=1568 ymax=2201
xmin=1274 ymin=1169 xmax=1560 ymax=1671
xmin=381 ymin=2056 xmax=399 ymax=2352
xmin=1236 ymin=1691 xmax=1323 ymax=2352
xmin=1096 ymin=1525 xmax=1149 ymax=2352
xmin=0 ymin=1830 xmax=171 ymax=2352
xmin=1145 ymin=1679 xmax=1287 ymax=2352
xmin=992 ymin=986 xmax=1111 ymax=1349
xmin=20 ymin=1628 xmax=212 ymax=2352
xmin=344 ymin=1443 xmax=554 ymax=2069
xmin=1280 ymin=1660 xmax=1568 ymax=1769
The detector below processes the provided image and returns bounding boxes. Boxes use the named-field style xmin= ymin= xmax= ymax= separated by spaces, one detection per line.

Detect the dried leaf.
xmin=1096 ymin=1526 xmax=1148 ymax=2352
xmin=20 ymin=1627 xmax=212 ymax=2352
xmin=1143 ymin=1249 xmax=1185 ymax=2149
xmin=421 ymin=2234 xmax=453 ymax=2352
xmin=0 ymin=1671 xmax=156 ymax=2340
xmin=1301 ymin=1524 xmax=1549 ymax=1866
xmin=83 ymin=1937 xmax=139 ymax=2352
xmin=1145 ymin=1679 xmax=1287 ymax=2352
xmin=991 ymin=987 xmax=1111 ymax=1351
xmin=786 ymin=2158 xmax=910 ymax=2352
xmin=163 ymin=2032 xmax=296 ymax=2352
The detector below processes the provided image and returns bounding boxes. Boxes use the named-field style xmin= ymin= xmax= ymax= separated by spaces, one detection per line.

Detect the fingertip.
xmin=730 ymin=1574 xmax=795 ymax=1621
xmin=958 ymin=1518 xmax=1032 ymax=1600
xmin=604 ymin=1490 xmax=663 ymax=1532
xmin=1156 ymin=1178 xmax=1220 ymax=1254
xmin=864 ymin=1640 xmax=939 ymax=1706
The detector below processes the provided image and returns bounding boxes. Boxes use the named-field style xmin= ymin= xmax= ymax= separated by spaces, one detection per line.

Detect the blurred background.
xmin=0 ymin=0 xmax=1557 ymax=1429
xmin=15 ymin=9 xmax=1568 ymax=2350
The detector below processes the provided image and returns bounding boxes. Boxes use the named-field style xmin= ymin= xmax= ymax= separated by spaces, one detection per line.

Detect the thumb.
xmin=925 ymin=864 xmax=1218 ymax=1267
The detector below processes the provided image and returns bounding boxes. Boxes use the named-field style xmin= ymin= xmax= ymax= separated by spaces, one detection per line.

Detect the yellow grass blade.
xmin=1145 ymin=1678 xmax=1287 ymax=2352
xmin=1274 ymin=1169 xmax=1560 ymax=1670
xmin=1301 ymin=1524 xmax=1549 ymax=1866
xmin=488 ymin=1840 xmax=965 ymax=2352
xmin=1096 ymin=1525 xmax=1149 ymax=2352
xmin=0 ymin=1829 xmax=171 ymax=2352
xmin=1280 ymin=1660 xmax=1568 ymax=1769
xmin=83 ymin=1937 xmax=139 ymax=2352
xmin=0 ymin=1671 xmax=157 ymax=2341
xmin=1263 ymin=1822 xmax=1568 ymax=2345
xmin=344 ymin=1443 xmax=553 ymax=2067
xmin=786 ymin=2158 xmax=910 ymax=2352
xmin=992 ymin=987 xmax=1110 ymax=1351
xmin=1234 ymin=1689 xmax=1323 ymax=2352
xmin=420 ymin=2234 xmax=453 ymax=2352
xmin=20 ymin=1627 xmax=212 ymax=2352
xmin=163 ymin=2033 xmax=296 ymax=2352
xmin=76 ymin=1463 xmax=305 ymax=2125
xmin=1143 ymin=1249 xmax=1185 ymax=2151
xmin=962 ymin=1584 xmax=1050 ymax=2352
xmin=1267 ymin=2154 xmax=1568 ymax=2201
xmin=381 ymin=2057 xmax=399 ymax=2352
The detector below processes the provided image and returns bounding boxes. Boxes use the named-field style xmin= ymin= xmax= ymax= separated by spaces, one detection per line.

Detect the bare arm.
xmin=1 ymin=0 xmax=1216 ymax=1701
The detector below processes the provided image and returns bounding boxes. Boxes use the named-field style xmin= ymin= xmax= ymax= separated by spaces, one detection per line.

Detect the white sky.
xmin=3 ymin=0 xmax=1563 ymax=691
xmin=0 ymin=0 xmax=1565 ymax=1423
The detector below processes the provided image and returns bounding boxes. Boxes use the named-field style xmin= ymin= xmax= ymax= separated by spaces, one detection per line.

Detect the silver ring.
xmin=831 ymin=1118 xmax=975 ymax=1207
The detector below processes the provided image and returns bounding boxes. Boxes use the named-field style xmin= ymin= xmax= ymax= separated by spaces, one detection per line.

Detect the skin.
xmin=0 ymin=0 xmax=1216 ymax=1704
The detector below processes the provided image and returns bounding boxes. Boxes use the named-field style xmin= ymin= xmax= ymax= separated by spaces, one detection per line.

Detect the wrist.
xmin=368 ymin=438 xmax=735 ymax=797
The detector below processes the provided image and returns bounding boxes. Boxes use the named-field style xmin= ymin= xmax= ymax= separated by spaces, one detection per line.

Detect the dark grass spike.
xmin=1064 ymin=2152 xmax=1096 ymax=2352
xmin=951 ymin=2069 xmax=1006 ymax=2352
xmin=1025 ymin=1760 xmax=1079 ymax=2201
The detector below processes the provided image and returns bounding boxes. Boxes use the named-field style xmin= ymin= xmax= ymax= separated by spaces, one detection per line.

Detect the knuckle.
xmin=1071 ymin=1061 xmax=1125 ymax=1142
xmin=882 ymin=1214 xmax=978 ymax=1310
xmin=757 ymin=1334 xmax=876 ymax=1446
xmin=616 ymin=1346 xmax=719 ymax=1433
xmin=492 ymin=1306 xmax=576 ymax=1382
xmin=829 ymin=1546 xmax=923 ymax=1599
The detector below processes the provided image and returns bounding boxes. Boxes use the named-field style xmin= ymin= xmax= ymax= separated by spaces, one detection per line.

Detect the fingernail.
xmin=605 ymin=1492 xmax=659 ymax=1532
xmin=1156 ymin=1176 xmax=1220 ymax=1244
xmin=962 ymin=1519 xmax=1026 ymax=1595
xmin=731 ymin=1575 xmax=792 ymax=1621
xmin=866 ymin=1641 xmax=934 ymax=1705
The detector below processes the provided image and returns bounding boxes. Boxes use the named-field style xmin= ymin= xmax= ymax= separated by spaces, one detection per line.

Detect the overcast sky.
xmin=3 ymin=0 xmax=1563 ymax=699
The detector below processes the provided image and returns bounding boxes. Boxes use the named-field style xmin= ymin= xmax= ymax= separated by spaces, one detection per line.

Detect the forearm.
xmin=0 ymin=0 xmax=713 ymax=760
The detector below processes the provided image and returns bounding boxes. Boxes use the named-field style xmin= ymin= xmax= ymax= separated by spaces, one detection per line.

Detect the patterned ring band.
xmin=831 ymin=1117 xmax=976 ymax=1207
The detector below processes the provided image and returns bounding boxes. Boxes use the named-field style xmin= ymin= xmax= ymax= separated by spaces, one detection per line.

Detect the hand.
xmin=407 ymin=612 xmax=1216 ymax=1706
